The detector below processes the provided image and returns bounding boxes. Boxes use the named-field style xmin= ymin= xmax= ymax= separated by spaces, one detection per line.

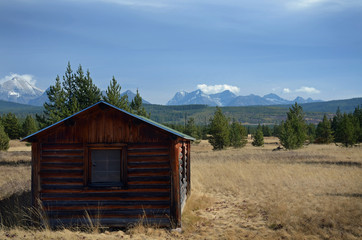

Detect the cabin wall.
xmin=33 ymin=106 xmax=176 ymax=227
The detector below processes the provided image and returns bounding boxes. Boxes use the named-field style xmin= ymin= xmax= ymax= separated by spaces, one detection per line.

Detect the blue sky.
xmin=0 ymin=0 xmax=361 ymax=104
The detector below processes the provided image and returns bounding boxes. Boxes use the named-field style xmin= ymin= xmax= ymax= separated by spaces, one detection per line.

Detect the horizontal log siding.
xmin=39 ymin=143 xmax=171 ymax=227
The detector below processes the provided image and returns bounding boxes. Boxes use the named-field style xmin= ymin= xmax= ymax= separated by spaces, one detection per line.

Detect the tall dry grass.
xmin=0 ymin=139 xmax=361 ymax=239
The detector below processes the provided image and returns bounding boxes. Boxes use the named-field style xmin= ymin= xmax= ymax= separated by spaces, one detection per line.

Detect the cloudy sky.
xmin=1 ymin=0 xmax=361 ymax=104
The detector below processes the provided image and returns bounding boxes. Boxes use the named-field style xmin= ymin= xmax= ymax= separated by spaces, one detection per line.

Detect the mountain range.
xmin=167 ymin=90 xmax=321 ymax=106
xmin=1 ymin=76 xmax=320 ymax=107
xmin=0 ymin=77 xmax=149 ymax=106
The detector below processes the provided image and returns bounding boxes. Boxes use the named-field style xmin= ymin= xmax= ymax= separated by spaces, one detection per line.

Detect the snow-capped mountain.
xmin=167 ymin=90 xmax=321 ymax=106
xmin=120 ymin=90 xmax=150 ymax=104
xmin=209 ymin=90 xmax=237 ymax=106
xmin=0 ymin=76 xmax=44 ymax=104
xmin=167 ymin=89 xmax=220 ymax=106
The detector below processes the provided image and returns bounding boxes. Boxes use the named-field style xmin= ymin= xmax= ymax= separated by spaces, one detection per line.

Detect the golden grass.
xmin=0 ymin=137 xmax=361 ymax=239
xmin=8 ymin=140 xmax=31 ymax=152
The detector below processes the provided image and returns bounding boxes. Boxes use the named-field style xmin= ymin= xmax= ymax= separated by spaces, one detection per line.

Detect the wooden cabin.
xmin=22 ymin=101 xmax=194 ymax=228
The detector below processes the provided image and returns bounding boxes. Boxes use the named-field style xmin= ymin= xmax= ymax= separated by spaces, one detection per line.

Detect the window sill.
xmin=86 ymin=183 xmax=125 ymax=190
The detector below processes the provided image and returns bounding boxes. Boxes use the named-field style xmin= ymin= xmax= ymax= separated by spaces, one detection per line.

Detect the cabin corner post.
xmin=31 ymin=142 xmax=41 ymax=222
xmin=186 ymin=141 xmax=191 ymax=196
xmin=170 ymin=140 xmax=181 ymax=228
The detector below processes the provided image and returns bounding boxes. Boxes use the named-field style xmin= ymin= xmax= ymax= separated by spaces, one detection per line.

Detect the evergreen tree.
xmin=62 ymin=62 xmax=79 ymax=114
xmin=252 ymin=124 xmax=264 ymax=147
xmin=307 ymin=123 xmax=316 ymax=143
xmin=353 ymin=105 xmax=362 ymax=142
xmin=229 ymin=120 xmax=247 ymax=148
xmin=130 ymin=89 xmax=149 ymax=118
xmin=184 ymin=117 xmax=199 ymax=139
xmin=279 ymin=103 xmax=307 ymax=149
xmin=272 ymin=124 xmax=282 ymax=137
xmin=315 ymin=114 xmax=334 ymax=144
xmin=104 ymin=76 xmax=130 ymax=111
xmin=208 ymin=107 xmax=230 ymax=150
xmin=262 ymin=125 xmax=272 ymax=137
xmin=339 ymin=113 xmax=358 ymax=147
xmin=331 ymin=107 xmax=343 ymax=142
xmin=38 ymin=75 xmax=69 ymax=128
xmin=22 ymin=115 xmax=38 ymax=137
xmin=75 ymin=66 xmax=101 ymax=110
xmin=2 ymin=113 xmax=21 ymax=139
xmin=0 ymin=121 xmax=9 ymax=151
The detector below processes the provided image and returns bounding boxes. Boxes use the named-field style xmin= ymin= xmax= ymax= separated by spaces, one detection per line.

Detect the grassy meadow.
xmin=0 ymin=139 xmax=361 ymax=239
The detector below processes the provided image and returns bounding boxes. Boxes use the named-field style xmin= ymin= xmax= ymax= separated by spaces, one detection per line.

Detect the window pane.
xmin=91 ymin=149 xmax=121 ymax=183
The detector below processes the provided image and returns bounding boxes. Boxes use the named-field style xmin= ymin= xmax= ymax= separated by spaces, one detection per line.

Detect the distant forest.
xmin=144 ymin=97 xmax=362 ymax=126
xmin=1 ymin=97 xmax=362 ymax=126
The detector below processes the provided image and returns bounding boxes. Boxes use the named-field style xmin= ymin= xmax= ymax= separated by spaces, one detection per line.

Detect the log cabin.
xmin=22 ymin=101 xmax=194 ymax=228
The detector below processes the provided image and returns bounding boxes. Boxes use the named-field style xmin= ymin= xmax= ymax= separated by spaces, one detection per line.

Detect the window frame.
xmin=86 ymin=144 xmax=127 ymax=188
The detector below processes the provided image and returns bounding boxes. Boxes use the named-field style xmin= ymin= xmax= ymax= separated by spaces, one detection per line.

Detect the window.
xmin=88 ymin=146 xmax=126 ymax=187
xmin=91 ymin=149 xmax=121 ymax=183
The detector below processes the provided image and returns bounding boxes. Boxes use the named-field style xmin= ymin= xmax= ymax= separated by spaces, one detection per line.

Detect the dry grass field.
xmin=0 ymin=138 xmax=361 ymax=239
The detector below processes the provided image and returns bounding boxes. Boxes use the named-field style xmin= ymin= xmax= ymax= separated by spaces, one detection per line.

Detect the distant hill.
xmin=147 ymin=97 xmax=362 ymax=125
xmin=1 ymin=97 xmax=361 ymax=124
xmin=0 ymin=100 xmax=43 ymax=117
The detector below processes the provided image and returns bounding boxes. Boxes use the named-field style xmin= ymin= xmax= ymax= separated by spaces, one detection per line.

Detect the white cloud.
xmin=283 ymin=88 xmax=291 ymax=93
xmin=0 ymin=73 xmax=37 ymax=85
xmin=289 ymin=0 xmax=329 ymax=8
xmin=286 ymin=0 xmax=362 ymax=10
xmin=95 ymin=0 xmax=169 ymax=8
xmin=296 ymin=86 xmax=320 ymax=94
xmin=197 ymin=84 xmax=240 ymax=95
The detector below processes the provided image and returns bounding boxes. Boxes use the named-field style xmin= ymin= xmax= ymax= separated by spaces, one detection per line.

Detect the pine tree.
xmin=22 ymin=115 xmax=38 ymax=137
xmin=104 ymin=76 xmax=130 ymax=111
xmin=229 ymin=120 xmax=247 ymax=148
xmin=2 ymin=113 xmax=21 ymax=139
xmin=75 ymin=67 xmax=101 ymax=110
xmin=315 ymin=114 xmax=334 ymax=144
xmin=130 ymin=89 xmax=149 ymax=118
xmin=184 ymin=117 xmax=199 ymax=139
xmin=272 ymin=124 xmax=282 ymax=137
xmin=63 ymin=62 xmax=79 ymax=114
xmin=307 ymin=123 xmax=316 ymax=143
xmin=208 ymin=107 xmax=230 ymax=150
xmin=262 ymin=125 xmax=272 ymax=137
xmin=353 ymin=105 xmax=362 ymax=142
xmin=0 ymin=121 xmax=9 ymax=151
xmin=252 ymin=124 xmax=264 ymax=147
xmin=331 ymin=107 xmax=343 ymax=142
xmin=279 ymin=103 xmax=307 ymax=149
xmin=339 ymin=113 xmax=358 ymax=147
xmin=38 ymin=75 xmax=69 ymax=128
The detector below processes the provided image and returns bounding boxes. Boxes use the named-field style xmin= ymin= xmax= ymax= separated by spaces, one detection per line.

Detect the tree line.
xmin=0 ymin=62 xmax=149 ymax=151
xmin=168 ymin=103 xmax=362 ymax=150
xmin=37 ymin=62 xmax=149 ymax=128
xmin=0 ymin=114 xmax=37 ymax=150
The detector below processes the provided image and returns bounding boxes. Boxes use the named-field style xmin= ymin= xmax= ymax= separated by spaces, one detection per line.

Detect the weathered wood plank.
xmin=128 ymin=176 xmax=170 ymax=182
xmin=46 ymin=205 xmax=169 ymax=211
xmin=42 ymin=177 xmax=83 ymax=182
xmin=41 ymin=196 xmax=170 ymax=201
xmin=40 ymin=188 xmax=170 ymax=193
xmin=43 ymin=200 xmax=170 ymax=207
xmin=128 ymin=168 xmax=169 ymax=174
xmin=41 ymin=192 xmax=169 ymax=198
xmin=41 ymin=144 xmax=83 ymax=150
xmin=46 ymin=209 xmax=170 ymax=217
xmin=49 ymin=217 xmax=171 ymax=227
